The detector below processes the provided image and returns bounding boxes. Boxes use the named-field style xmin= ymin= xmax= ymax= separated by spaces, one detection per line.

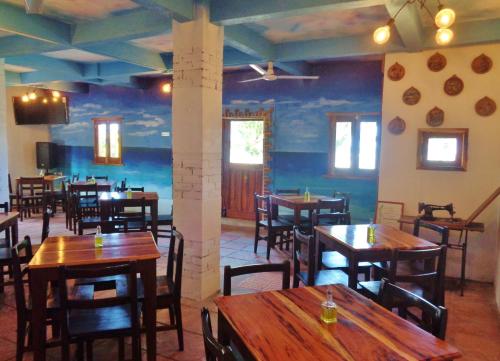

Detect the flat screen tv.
xmin=13 ymin=95 xmax=69 ymax=125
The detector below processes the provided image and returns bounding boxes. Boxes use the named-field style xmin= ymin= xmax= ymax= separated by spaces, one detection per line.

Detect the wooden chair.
xmin=316 ymin=199 xmax=351 ymax=224
xmin=112 ymin=197 xmax=147 ymax=232
xmin=312 ymin=212 xmax=371 ymax=280
xmin=254 ymin=193 xmax=293 ymax=259
xmin=8 ymin=174 xmax=18 ymax=212
xmin=137 ymin=228 xmax=184 ymax=350
xmin=51 ymin=180 xmax=68 ymax=213
xmin=71 ymin=174 xmax=80 ymax=183
xmin=359 ymin=246 xmax=447 ymax=306
xmin=201 ymin=308 xmax=238 ymax=361
xmin=379 ymin=278 xmax=448 ymax=340
xmin=275 ymin=189 xmax=309 ymax=225
xmin=293 ymin=227 xmax=347 ymax=287
xmin=17 ymin=177 xmax=46 ymax=221
xmin=223 ymin=261 xmax=290 ymax=296
xmin=11 ymin=237 xmax=62 ymax=361
xmin=332 ymin=191 xmax=351 ymax=212
xmin=115 ymin=186 xmax=145 ymax=192
xmin=58 ymin=262 xmax=141 ymax=361
xmin=85 ymin=175 xmax=108 ymax=181
xmin=0 ymin=201 xmax=12 ymax=294
xmin=70 ymin=184 xmax=100 ymax=235
xmin=413 ymin=219 xmax=449 ymax=246
xmin=147 ymin=205 xmax=173 ymax=239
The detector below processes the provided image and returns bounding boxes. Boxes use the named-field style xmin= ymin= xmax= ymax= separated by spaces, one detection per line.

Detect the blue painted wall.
xmin=51 ymin=60 xmax=382 ymax=222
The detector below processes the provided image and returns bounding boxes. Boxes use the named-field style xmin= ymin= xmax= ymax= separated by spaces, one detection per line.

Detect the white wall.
xmin=0 ymin=63 xmax=8 ymax=203
xmin=6 ymin=86 xmax=50 ymax=181
xmin=379 ymin=43 xmax=500 ymax=287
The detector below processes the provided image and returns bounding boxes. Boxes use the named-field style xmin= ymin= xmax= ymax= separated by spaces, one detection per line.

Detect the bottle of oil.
xmin=320 ymin=286 xmax=337 ymax=324
xmin=304 ymin=187 xmax=311 ymax=202
xmin=95 ymin=225 xmax=103 ymax=248
xmin=367 ymin=220 xmax=376 ymax=244
xmin=126 ymin=187 xmax=132 ymax=199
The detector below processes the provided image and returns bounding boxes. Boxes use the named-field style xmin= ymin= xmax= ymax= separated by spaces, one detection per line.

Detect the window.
xmin=328 ymin=113 xmax=380 ymax=177
xmin=93 ymin=117 xmax=122 ymax=165
xmin=417 ymin=128 xmax=468 ymax=171
xmin=229 ymin=120 xmax=264 ymax=165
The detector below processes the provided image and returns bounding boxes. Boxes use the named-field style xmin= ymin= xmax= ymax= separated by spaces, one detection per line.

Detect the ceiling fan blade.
xmin=249 ymin=64 xmax=266 ymax=75
xmin=239 ymin=77 xmax=264 ymax=83
xmin=276 ymin=75 xmax=320 ymax=80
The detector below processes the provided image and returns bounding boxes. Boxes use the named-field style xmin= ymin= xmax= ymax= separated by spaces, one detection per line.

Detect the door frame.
xmin=221 ymin=108 xmax=273 ymax=217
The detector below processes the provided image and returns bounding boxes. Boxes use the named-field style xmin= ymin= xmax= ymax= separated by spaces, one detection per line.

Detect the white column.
xmin=172 ymin=4 xmax=223 ymax=300
xmin=0 ymin=60 xmax=9 ymax=203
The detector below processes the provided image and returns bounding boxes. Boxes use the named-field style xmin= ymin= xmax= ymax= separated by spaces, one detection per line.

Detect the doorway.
xmin=222 ymin=112 xmax=268 ymax=220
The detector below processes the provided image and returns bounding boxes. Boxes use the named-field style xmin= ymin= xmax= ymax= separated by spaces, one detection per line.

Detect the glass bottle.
xmin=304 ymin=186 xmax=311 ymax=202
xmin=367 ymin=220 xmax=376 ymax=244
xmin=95 ymin=225 xmax=103 ymax=248
xmin=321 ymin=286 xmax=337 ymax=324
xmin=126 ymin=187 xmax=132 ymax=199
xmin=91 ymin=175 xmax=96 ymax=184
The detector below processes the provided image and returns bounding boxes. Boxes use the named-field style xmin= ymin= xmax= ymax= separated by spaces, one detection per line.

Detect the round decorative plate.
xmin=402 ymin=87 xmax=421 ymax=105
xmin=387 ymin=62 xmax=405 ymax=81
xmin=427 ymin=52 xmax=447 ymax=72
xmin=388 ymin=116 xmax=406 ymax=135
xmin=444 ymin=75 xmax=464 ymax=96
xmin=475 ymin=97 xmax=496 ymax=117
xmin=426 ymin=107 xmax=444 ymax=127
xmin=471 ymin=53 xmax=492 ymax=74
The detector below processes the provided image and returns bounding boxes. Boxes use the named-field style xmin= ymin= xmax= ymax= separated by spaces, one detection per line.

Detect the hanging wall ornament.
xmin=388 ymin=116 xmax=406 ymax=135
xmin=475 ymin=97 xmax=496 ymax=117
xmin=387 ymin=62 xmax=405 ymax=81
xmin=402 ymin=87 xmax=421 ymax=105
xmin=426 ymin=107 xmax=444 ymax=127
xmin=444 ymin=75 xmax=464 ymax=96
xmin=471 ymin=54 xmax=493 ymax=74
xmin=427 ymin=52 xmax=447 ymax=72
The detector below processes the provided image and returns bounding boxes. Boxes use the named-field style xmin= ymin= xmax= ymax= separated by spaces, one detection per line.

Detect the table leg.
xmin=141 ymin=260 xmax=157 ymax=361
xmin=294 ymin=207 xmax=301 ymax=226
xmin=151 ymin=201 xmax=158 ymax=242
xmin=218 ymin=311 xmax=230 ymax=346
xmin=31 ymin=271 xmax=48 ymax=361
xmin=11 ymin=218 xmax=18 ymax=246
xmin=460 ymin=230 xmax=468 ymax=297
xmin=347 ymin=252 xmax=359 ymax=290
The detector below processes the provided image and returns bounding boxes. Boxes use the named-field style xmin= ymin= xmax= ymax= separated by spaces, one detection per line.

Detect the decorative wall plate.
xmin=471 ymin=54 xmax=493 ymax=74
xmin=388 ymin=116 xmax=406 ymax=135
xmin=475 ymin=97 xmax=496 ymax=117
xmin=427 ymin=52 xmax=447 ymax=72
xmin=402 ymin=87 xmax=421 ymax=105
xmin=426 ymin=107 xmax=444 ymax=127
xmin=387 ymin=62 xmax=405 ymax=81
xmin=444 ymin=75 xmax=464 ymax=96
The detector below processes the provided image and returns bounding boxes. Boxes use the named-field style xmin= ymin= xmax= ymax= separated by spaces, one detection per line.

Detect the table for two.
xmin=270 ymin=194 xmax=340 ymax=225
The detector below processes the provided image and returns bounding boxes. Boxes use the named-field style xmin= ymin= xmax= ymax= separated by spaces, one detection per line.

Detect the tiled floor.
xmin=1 ymin=213 xmax=499 ymax=360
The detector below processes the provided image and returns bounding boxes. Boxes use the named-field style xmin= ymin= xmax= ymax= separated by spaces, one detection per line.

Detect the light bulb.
xmin=42 ymin=98 xmax=48 ymax=104
xmin=435 ymin=8 xmax=456 ymax=29
xmin=21 ymin=94 xmax=29 ymax=102
xmin=373 ymin=25 xmax=391 ymax=45
xmin=161 ymin=83 xmax=172 ymax=94
xmin=52 ymin=90 xmax=61 ymax=98
xmin=52 ymin=97 xmax=59 ymax=103
xmin=28 ymin=91 xmax=37 ymax=100
xmin=435 ymin=28 xmax=454 ymax=46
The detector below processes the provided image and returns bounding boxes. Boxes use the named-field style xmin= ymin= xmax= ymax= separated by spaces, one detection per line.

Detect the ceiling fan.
xmin=239 ymin=62 xmax=319 ymax=83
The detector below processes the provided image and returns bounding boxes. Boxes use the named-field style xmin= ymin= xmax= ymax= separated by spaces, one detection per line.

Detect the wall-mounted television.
xmin=12 ymin=94 xmax=69 ymax=125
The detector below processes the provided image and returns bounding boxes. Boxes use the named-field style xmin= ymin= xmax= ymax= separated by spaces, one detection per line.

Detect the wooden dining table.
xmin=0 ymin=211 xmax=19 ymax=245
xmin=99 ymin=191 xmax=159 ymax=241
xmin=315 ymin=224 xmax=439 ymax=289
xmin=71 ymin=179 xmax=115 ymax=192
xmin=216 ymin=285 xmax=461 ymax=361
xmin=270 ymin=194 xmax=340 ymax=225
xmin=28 ymin=231 xmax=160 ymax=361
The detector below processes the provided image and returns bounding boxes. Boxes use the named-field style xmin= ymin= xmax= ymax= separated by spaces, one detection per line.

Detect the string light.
xmin=373 ymin=25 xmax=391 ymax=45
xmin=28 ymin=91 xmax=37 ymax=100
xmin=435 ymin=28 xmax=454 ymax=46
xmin=435 ymin=7 xmax=456 ymax=28
xmin=161 ymin=83 xmax=172 ymax=94
xmin=42 ymin=98 xmax=48 ymax=104
xmin=52 ymin=90 xmax=61 ymax=98
xmin=21 ymin=94 xmax=29 ymax=102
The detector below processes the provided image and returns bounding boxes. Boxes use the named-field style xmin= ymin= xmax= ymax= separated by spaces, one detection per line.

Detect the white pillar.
xmin=172 ymin=4 xmax=223 ymax=300
xmin=0 ymin=60 xmax=9 ymax=203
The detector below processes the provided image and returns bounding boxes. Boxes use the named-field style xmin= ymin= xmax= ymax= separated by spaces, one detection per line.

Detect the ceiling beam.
xmin=30 ymin=82 xmax=89 ymax=93
xmin=0 ymin=2 xmax=70 ymax=44
xmin=83 ymin=62 xmax=160 ymax=78
xmin=0 ymin=36 xmax=67 ymax=57
xmin=6 ymin=55 xmax=84 ymax=76
xmin=20 ymin=71 xmax=86 ymax=84
xmin=132 ymin=0 xmax=193 ymax=22
xmin=72 ymin=9 xmax=171 ymax=46
xmin=5 ymin=71 xmax=21 ymax=84
xmin=224 ymin=25 xmax=274 ymax=60
xmin=385 ymin=0 xmax=424 ymax=51
xmin=211 ymin=0 xmax=385 ymax=25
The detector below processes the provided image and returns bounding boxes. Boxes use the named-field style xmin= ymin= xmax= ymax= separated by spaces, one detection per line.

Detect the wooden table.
xmin=99 ymin=192 xmax=159 ymax=241
xmin=270 ymin=194 xmax=339 ymax=225
xmin=315 ymin=224 xmax=439 ymax=289
xmin=28 ymin=231 xmax=160 ymax=361
xmin=0 ymin=211 xmax=19 ymax=246
xmin=216 ymin=285 xmax=461 ymax=361
xmin=71 ymin=180 xmax=115 ymax=192
xmin=16 ymin=175 xmax=66 ymax=191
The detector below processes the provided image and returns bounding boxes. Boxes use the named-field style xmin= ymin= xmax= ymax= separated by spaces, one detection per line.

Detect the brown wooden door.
xmin=222 ymin=118 xmax=264 ymax=220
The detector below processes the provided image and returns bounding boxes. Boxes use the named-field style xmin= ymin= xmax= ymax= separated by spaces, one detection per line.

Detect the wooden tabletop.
xmin=315 ymin=224 xmax=438 ymax=251
xmin=16 ymin=175 xmax=66 ymax=182
xmin=29 ymin=231 xmax=160 ymax=269
xmin=72 ymin=180 xmax=114 ymax=187
xmin=271 ymin=194 xmax=338 ymax=206
xmin=99 ymin=191 xmax=159 ymax=201
xmin=216 ymin=285 xmax=461 ymax=361
xmin=0 ymin=212 xmax=19 ymax=226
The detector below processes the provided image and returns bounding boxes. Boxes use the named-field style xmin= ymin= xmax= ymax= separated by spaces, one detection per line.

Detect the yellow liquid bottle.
xmin=367 ymin=221 xmax=376 ymax=244
xmin=304 ymin=187 xmax=311 ymax=202
xmin=95 ymin=225 xmax=103 ymax=248
xmin=320 ymin=286 xmax=337 ymax=324
xmin=126 ymin=188 xmax=132 ymax=199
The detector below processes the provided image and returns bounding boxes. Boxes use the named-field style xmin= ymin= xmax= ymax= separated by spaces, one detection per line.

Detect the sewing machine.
xmin=417 ymin=202 xmax=456 ymax=221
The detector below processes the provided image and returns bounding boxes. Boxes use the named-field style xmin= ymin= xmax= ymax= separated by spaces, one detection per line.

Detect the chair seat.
xmin=359 ymin=280 xmax=428 ymax=301
xmin=68 ymin=305 xmax=134 ymax=337
xmin=137 ymin=275 xmax=173 ymax=300
xmin=322 ymin=251 xmax=373 ymax=270
xmin=299 ymin=269 xmax=348 ymax=286
xmin=278 ymin=214 xmax=309 ymax=224
xmin=259 ymin=219 xmax=293 ymax=230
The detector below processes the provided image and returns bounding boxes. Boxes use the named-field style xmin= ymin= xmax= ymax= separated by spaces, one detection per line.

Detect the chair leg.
xmin=168 ymin=305 xmax=175 ymax=325
xmin=76 ymin=342 xmax=84 ymax=361
xmin=52 ymin=320 xmax=61 ymax=339
xmin=16 ymin=320 xmax=26 ymax=361
xmin=86 ymin=341 xmax=93 ymax=361
xmin=292 ymin=274 xmax=299 ymax=288
xmin=266 ymin=233 xmax=274 ymax=260
xmin=0 ymin=269 xmax=4 ymax=294
xmin=363 ymin=267 xmax=371 ymax=281
xmin=118 ymin=337 xmax=125 ymax=361
xmin=175 ymin=300 xmax=184 ymax=351
xmin=254 ymin=225 xmax=259 ymax=253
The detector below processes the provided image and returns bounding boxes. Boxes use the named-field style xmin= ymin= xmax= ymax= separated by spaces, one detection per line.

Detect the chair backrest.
xmin=115 ymin=186 xmax=145 ymax=192
xmin=99 ymin=219 xmax=127 ymax=234
xmin=379 ymin=278 xmax=448 ymax=340
xmin=413 ymin=219 xmax=449 ymax=246
xmin=312 ymin=210 xmax=349 ymax=228
xmin=58 ymin=262 xmax=139 ymax=337
xmin=11 ymin=236 xmax=34 ymax=317
xmin=275 ymin=188 xmax=300 ymax=195
xmin=254 ymin=193 xmax=272 ymax=227
xmin=293 ymin=227 xmax=315 ymax=286
xmin=166 ymin=228 xmax=184 ymax=297
xmin=18 ymin=177 xmax=45 ymax=196
xmin=387 ymin=245 xmax=447 ymax=306
xmin=41 ymin=206 xmax=53 ymax=242
xmin=316 ymin=199 xmax=345 ymax=214
xmin=86 ymin=175 xmax=108 ymax=181
xmin=71 ymin=173 xmax=80 ymax=183
xmin=223 ymin=261 xmax=290 ymax=296
xmin=70 ymin=183 xmax=99 ymax=210
xmin=201 ymin=308 xmax=237 ymax=361
xmin=0 ymin=201 xmax=7 ymax=214
xmin=333 ymin=191 xmax=351 ymax=212
xmin=119 ymin=178 xmax=127 ymax=190
xmin=113 ymin=197 xmax=147 ymax=232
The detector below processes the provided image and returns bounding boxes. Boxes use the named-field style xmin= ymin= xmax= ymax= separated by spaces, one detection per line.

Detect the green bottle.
xmin=367 ymin=220 xmax=376 ymax=244
xmin=304 ymin=187 xmax=311 ymax=202
xmin=95 ymin=225 xmax=103 ymax=248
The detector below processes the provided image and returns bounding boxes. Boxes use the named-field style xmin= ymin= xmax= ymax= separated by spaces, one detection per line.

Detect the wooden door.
xmin=222 ymin=118 xmax=264 ymax=220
